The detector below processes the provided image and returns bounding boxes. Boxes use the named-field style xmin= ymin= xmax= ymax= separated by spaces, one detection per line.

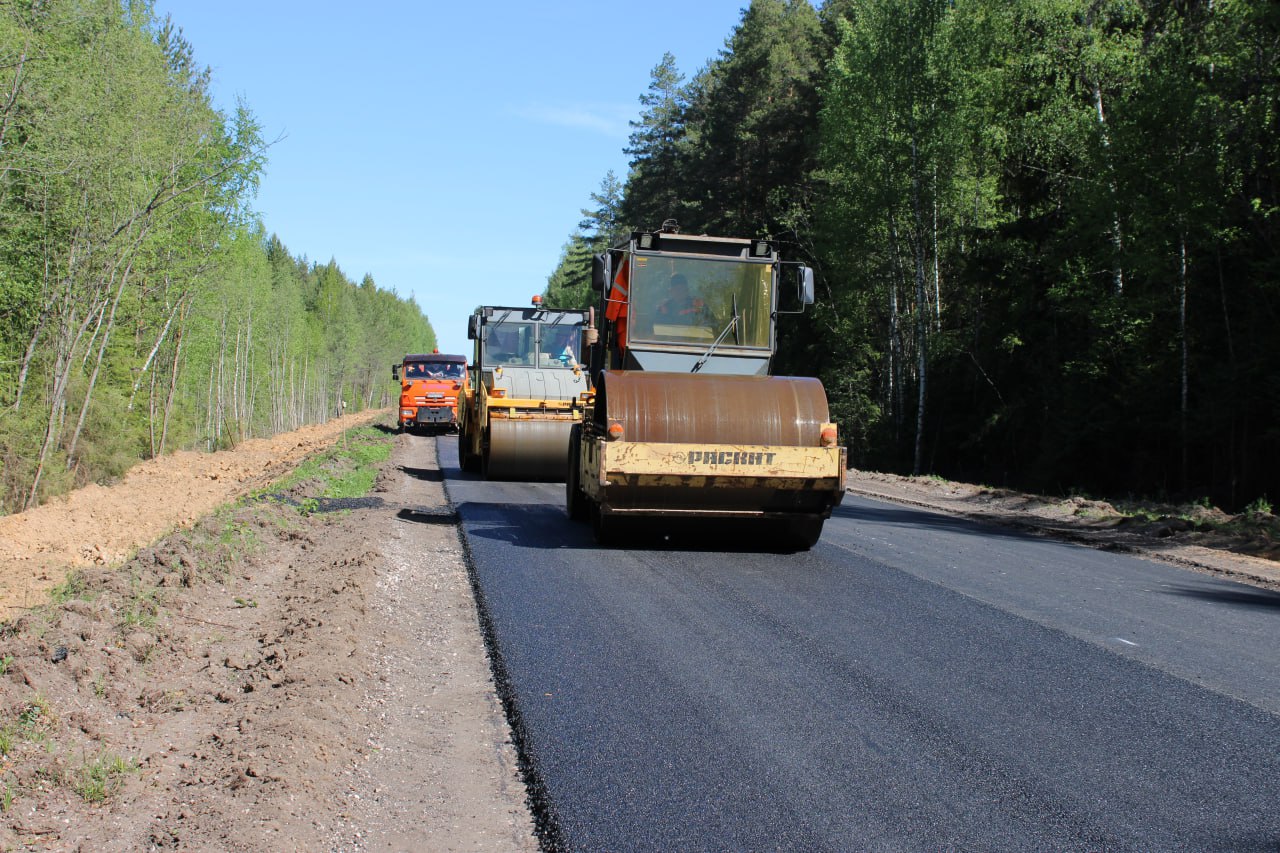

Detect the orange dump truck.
xmin=392 ymin=352 xmax=468 ymax=433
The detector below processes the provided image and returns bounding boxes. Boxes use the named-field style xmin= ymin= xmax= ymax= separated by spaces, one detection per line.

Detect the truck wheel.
xmin=566 ymin=424 xmax=587 ymax=521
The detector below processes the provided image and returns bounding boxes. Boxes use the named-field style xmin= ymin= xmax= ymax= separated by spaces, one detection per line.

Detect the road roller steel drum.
xmin=598 ymin=371 xmax=829 ymax=445
xmin=581 ymin=371 xmax=846 ymax=517
xmin=485 ymin=415 xmax=576 ymax=480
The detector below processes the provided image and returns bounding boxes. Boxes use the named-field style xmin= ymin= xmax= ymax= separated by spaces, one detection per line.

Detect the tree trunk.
xmin=25 ymin=256 xmax=106 ymax=507
xmin=1092 ymin=83 xmax=1125 ymax=295
xmin=244 ymin=307 xmax=255 ymax=438
xmin=12 ymin=296 xmax=56 ymax=411
xmin=0 ymin=45 xmax=27 ymax=172
xmin=67 ymin=261 xmax=134 ymax=469
xmin=230 ymin=324 xmax=241 ymax=442
xmin=932 ymin=168 xmax=941 ymax=332
xmin=910 ymin=135 xmax=929 ymax=476
xmin=887 ymin=213 xmax=904 ymax=438
xmin=127 ymin=291 xmax=185 ymax=412
xmin=159 ymin=304 xmax=188 ymax=456
xmin=148 ymin=351 xmax=158 ymax=458
xmin=1179 ymin=232 xmax=1189 ymax=493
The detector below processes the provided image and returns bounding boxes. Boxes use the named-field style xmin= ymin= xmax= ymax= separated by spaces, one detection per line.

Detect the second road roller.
xmin=457 ymin=298 xmax=592 ymax=480
xmin=565 ymin=222 xmax=846 ymax=549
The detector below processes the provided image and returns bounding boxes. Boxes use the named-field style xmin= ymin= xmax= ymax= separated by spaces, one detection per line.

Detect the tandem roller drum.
xmin=597 ymin=371 xmax=830 ymax=445
xmin=485 ymin=418 xmax=574 ymax=481
xmin=583 ymin=371 xmax=842 ymax=549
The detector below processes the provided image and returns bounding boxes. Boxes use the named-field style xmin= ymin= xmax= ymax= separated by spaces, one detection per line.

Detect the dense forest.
xmin=544 ymin=0 xmax=1279 ymax=511
xmin=0 ymin=1 xmax=436 ymax=513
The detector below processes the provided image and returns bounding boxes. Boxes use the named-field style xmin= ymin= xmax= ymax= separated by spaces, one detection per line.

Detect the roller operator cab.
xmin=392 ymin=352 xmax=468 ymax=433
xmin=567 ymin=225 xmax=846 ymax=549
xmin=457 ymin=299 xmax=592 ymax=480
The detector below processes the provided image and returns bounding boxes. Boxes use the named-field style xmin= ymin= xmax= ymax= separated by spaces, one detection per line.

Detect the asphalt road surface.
xmin=436 ymin=436 xmax=1280 ymax=852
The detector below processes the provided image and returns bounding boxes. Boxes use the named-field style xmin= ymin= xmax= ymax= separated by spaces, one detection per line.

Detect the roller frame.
xmin=576 ymin=434 xmax=846 ymax=520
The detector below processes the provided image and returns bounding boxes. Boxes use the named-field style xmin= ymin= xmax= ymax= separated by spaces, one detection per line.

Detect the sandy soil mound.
xmin=0 ymin=411 xmax=384 ymax=620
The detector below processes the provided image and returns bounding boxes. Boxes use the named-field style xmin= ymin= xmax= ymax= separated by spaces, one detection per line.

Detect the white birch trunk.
xmin=67 ymin=261 xmax=134 ymax=468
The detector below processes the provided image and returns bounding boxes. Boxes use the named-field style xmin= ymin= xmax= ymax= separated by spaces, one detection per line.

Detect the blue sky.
xmin=154 ymin=2 xmax=758 ymax=356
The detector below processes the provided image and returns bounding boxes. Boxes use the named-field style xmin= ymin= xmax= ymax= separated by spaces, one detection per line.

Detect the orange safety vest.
xmin=657 ymin=297 xmax=704 ymax=318
xmin=606 ymin=257 xmax=630 ymax=349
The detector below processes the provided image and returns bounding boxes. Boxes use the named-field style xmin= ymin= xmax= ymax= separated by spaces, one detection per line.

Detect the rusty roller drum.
xmin=598 ymin=371 xmax=830 ymax=445
xmin=485 ymin=417 xmax=574 ymax=481
xmin=594 ymin=372 xmax=837 ymax=531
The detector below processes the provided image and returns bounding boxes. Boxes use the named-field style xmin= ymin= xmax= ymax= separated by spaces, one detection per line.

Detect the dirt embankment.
xmin=0 ymin=411 xmax=383 ymax=620
xmin=0 ymin=424 xmax=535 ymax=851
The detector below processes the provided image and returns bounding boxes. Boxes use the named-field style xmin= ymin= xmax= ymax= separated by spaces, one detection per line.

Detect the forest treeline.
xmin=544 ymin=0 xmax=1278 ymax=511
xmin=0 ymin=1 xmax=435 ymax=513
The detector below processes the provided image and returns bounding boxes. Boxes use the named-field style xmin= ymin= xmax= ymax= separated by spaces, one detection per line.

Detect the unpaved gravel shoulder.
xmin=330 ymin=434 xmax=537 ymax=851
xmin=0 ymin=428 xmax=536 ymax=852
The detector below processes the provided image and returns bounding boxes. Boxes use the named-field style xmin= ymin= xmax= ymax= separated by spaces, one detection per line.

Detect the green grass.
xmin=118 ymin=575 xmax=160 ymax=630
xmin=218 ymin=516 xmax=259 ymax=550
xmin=265 ymin=424 xmax=393 ymax=507
xmin=1 ymin=694 xmax=55 ymax=757
xmin=1245 ymin=495 xmax=1273 ymax=515
xmin=327 ymin=428 xmax=391 ymax=496
xmin=73 ymin=752 xmax=138 ymax=803
xmin=18 ymin=695 xmax=52 ymax=729
xmin=323 ymin=466 xmax=380 ymax=499
xmin=48 ymin=571 xmax=88 ymax=605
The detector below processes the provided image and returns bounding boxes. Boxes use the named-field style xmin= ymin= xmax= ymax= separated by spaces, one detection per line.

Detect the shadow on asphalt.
xmin=399 ymin=465 xmax=445 ymax=483
xmin=457 ymin=501 xmax=815 ymax=554
xmin=455 ymin=503 xmax=593 ymax=549
xmin=1161 ymin=584 xmax=1280 ymax=611
xmin=833 ymin=500 xmax=1040 ymax=543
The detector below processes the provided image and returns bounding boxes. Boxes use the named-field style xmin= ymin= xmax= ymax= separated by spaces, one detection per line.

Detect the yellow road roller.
xmin=458 ymin=298 xmax=592 ymax=480
xmin=566 ymin=224 xmax=846 ymax=548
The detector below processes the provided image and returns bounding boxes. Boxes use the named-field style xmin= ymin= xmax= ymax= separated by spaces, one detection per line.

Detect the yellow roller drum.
xmin=485 ymin=417 xmax=574 ymax=481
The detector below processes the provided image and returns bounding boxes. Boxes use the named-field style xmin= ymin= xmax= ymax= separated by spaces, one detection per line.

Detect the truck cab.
xmin=393 ymin=352 xmax=468 ymax=433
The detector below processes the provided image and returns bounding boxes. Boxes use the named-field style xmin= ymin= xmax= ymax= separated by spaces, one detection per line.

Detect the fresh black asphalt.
xmin=435 ymin=436 xmax=1280 ymax=852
